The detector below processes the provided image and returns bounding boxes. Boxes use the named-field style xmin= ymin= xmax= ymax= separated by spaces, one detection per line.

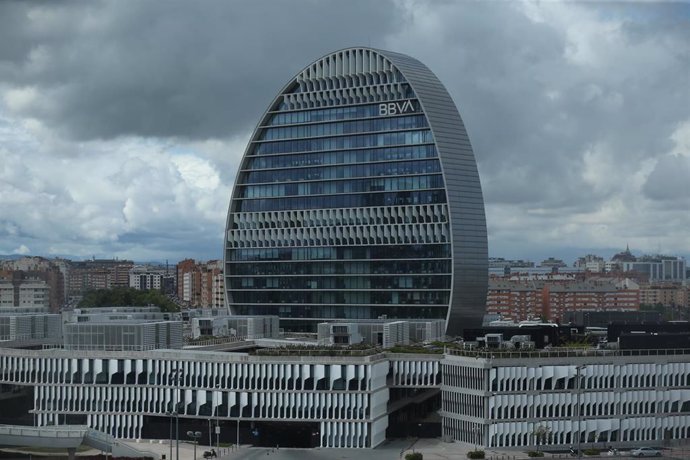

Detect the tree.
xmin=533 ymin=425 xmax=552 ymax=452
xmin=78 ymin=287 xmax=179 ymax=312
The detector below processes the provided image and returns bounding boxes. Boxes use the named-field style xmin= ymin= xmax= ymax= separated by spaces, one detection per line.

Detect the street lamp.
xmin=208 ymin=418 xmax=212 ymax=451
xmin=213 ymin=386 xmax=221 ymax=451
xmin=187 ymin=431 xmax=202 ymax=460
xmin=575 ymin=365 xmax=584 ymax=460
xmin=171 ymin=364 xmax=182 ymax=460
xmin=166 ymin=411 xmax=177 ymax=460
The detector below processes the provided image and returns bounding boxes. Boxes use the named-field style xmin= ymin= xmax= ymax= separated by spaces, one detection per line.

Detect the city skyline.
xmin=1 ymin=1 xmax=688 ymax=262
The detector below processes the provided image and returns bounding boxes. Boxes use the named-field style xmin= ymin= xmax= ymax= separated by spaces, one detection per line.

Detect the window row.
xmin=242 ymin=159 xmax=441 ymax=185
xmin=2 ymin=357 xmax=372 ymax=393
xmin=230 ymin=203 xmax=448 ymax=230
xmin=229 ymin=290 xmax=450 ymax=306
xmin=488 ymin=399 xmax=690 ymax=420
xmin=390 ymin=360 xmax=440 ymax=386
xmin=36 ymin=387 xmax=372 ymax=422
xmin=244 ymin=145 xmax=437 ymax=170
xmin=443 ymin=392 xmax=484 ymax=418
xmin=227 ymin=227 xmax=448 ymax=249
xmin=488 ymin=368 xmax=687 ymax=393
xmin=255 ymin=130 xmax=433 ymax=155
xmin=236 ymin=190 xmax=447 ymax=212
xmin=228 ymin=259 xmax=451 ymax=276
xmin=230 ymin=275 xmax=451 ymax=291
xmin=227 ymin=244 xmax=451 ymax=262
xmin=268 ymin=101 xmax=405 ymax=125
xmin=291 ymin=62 xmax=408 ymax=93
xmin=280 ymin=80 xmax=413 ymax=112
xmin=260 ymin=114 xmax=427 ymax=141
xmin=235 ymin=304 xmax=448 ymax=320
xmin=443 ymin=365 xmax=486 ymax=390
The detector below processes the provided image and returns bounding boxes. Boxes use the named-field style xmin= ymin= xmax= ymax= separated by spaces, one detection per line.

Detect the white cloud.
xmin=0 ymin=112 xmax=236 ymax=260
xmin=3 ymin=86 xmax=38 ymax=112
xmin=0 ymin=1 xmax=687 ymax=262
xmin=12 ymin=244 xmax=30 ymax=255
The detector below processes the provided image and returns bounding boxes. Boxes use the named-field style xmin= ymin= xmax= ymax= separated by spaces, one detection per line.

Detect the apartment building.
xmin=67 ymin=259 xmax=134 ymax=299
xmin=639 ymin=283 xmax=688 ymax=308
xmin=487 ymin=277 xmax=640 ymax=322
xmin=177 ymin=259 xmax=224 ymax=308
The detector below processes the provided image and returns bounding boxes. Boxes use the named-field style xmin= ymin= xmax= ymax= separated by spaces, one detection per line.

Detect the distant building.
xmin=176 ymin=259 xmax=225 ymax=308
xmin=128 ymin=266 xmax=175 ymax=293
xmin=488 ymin=258 xmax=535 ymax=269
xmin=574 ymin=254 xmax=604 ymax=268
xmin=0 ymin=278 xmax=49 ymax=309
xmin=0 ymin=257 xmax=66 ymax=311
xmin=191 ymin=315 xmax=279 ymax=340
xmin=545 ymin=278 xmax=640 ymax=321
xmin=317 ymin=319 xmax=445 ymax=347
xmin=539 ymin=258 xmax=567 ymax=269
xmin=639 ymin=283 xmax=688 ymax=308
xmin=562 ymin=310 xmax=662 ymax=327
xmin=487 ymin=279 xmax=543 ymax=321
xmin=200 ymin=260 xmax=224 ymax=309
xmin=176 ymin=258 xmax=199 ymax=303
xmin=611 ymin=245 xmax=637 ymax=265
xmin=622 ymin=256 xmax=686 ymax=283
xmin=487 ymin=277 xmax=640 ymax=322
xmin=67 ymin=259 xmax=134 ymax=300
xmin=574 ymin=254 xmax=606 ymax=272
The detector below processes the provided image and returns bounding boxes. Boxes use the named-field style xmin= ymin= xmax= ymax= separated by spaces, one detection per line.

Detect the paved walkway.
xmin=119 ymin=439 xmax=560 ymax=460
xmin=117 ymin=438 xmax=690 ymax=460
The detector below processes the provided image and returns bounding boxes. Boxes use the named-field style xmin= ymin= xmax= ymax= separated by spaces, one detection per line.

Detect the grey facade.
xmin=0 ymin=314 xmax=62 ymax=342
xmin=317 ymin=318 xmax=445 ymax=347
xmin=2 ymin=345 xmax=689 ymax=449
xmin=225 ymin=47 xmax=487 ymax=335
xmin=63 ymin=320 xmax=183 ymax=351
xmin=443 ymin=349 xmax=690 ymax=450
xmin=191 ymin=315 xmax=280 ymax=339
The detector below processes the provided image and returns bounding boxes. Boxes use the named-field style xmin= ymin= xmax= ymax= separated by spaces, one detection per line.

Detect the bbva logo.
xmin=379 ymin=100 xmax=415 ymax=116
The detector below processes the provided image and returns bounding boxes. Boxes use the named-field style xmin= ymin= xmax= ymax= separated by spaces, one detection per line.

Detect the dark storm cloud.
xmin=643 ymin=154 xmax=690 ymax=206
xmin=399 ymin=1 xmax=690 ymax=211
xmin=0 ymin=0 xmax=401 ymax=140
xmin=1 ymin=0 xmax=688 ymax=261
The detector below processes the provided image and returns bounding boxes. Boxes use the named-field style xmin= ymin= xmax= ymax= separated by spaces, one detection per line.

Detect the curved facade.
xmin=225 ymin=48 xmax=487 ymax=335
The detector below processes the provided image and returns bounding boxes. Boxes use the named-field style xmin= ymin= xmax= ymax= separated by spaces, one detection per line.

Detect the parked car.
xmin=630 ymin=447 xmax=661 ymax=457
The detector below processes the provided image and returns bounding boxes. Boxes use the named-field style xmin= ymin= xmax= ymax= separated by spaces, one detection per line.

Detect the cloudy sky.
xmin=0 ymin=0 xmax=688 ymax=263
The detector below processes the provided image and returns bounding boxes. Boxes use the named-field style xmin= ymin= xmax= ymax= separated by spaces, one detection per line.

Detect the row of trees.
xmin=78 ymin=287 xmax=179 ymax=312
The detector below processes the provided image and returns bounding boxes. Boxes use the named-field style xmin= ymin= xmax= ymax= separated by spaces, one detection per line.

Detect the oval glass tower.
xmin=225 ymin=48 xmax=487 ymax=335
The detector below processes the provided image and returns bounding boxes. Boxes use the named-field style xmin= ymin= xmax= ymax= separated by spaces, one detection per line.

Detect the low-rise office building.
xmin=191 ymin=315 xmax=280 ymax=339
xmin=0 ymin=347 xmax=420 ymax=448
xmin=442 ymin=348 xmax=690 ymax=449
xmin=317 ymin=319 xmax=445 ymax=347
xmin=0 ymin=313 xmax=62 ymax=342
xmin=0 ymin=342 xmax=689 ymax=450
xmin=62 ymin=320 xmax=183 ymax=351
xmin=63 ymin=306 xmax=179 ymax=324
